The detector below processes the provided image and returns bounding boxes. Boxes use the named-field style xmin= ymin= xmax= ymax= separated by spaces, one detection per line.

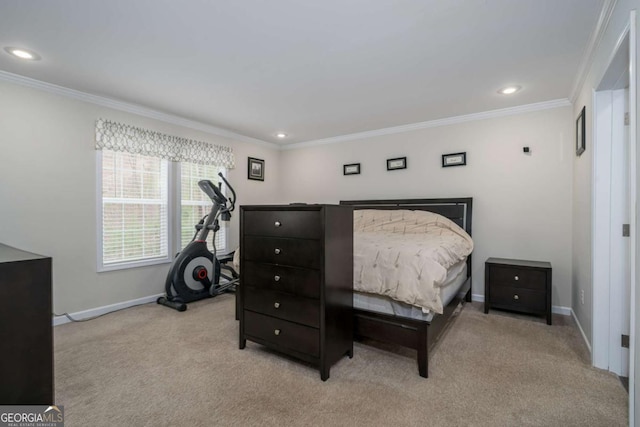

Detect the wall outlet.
xmin=580 ymin=289 xmax=585 ymax=305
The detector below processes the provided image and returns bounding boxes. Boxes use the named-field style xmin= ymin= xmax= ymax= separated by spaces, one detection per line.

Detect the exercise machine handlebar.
xmin=197 ymin=173 xmax=236 ymax=213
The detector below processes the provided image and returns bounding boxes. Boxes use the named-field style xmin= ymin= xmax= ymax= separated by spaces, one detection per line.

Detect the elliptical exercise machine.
xmin=157 ymin=172 xmax=239 ymax=312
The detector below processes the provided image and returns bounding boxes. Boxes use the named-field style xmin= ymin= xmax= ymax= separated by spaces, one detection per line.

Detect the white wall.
xmin=279 ymin=107 xmax=574 ymax=307
xmin=571 ymin=0 xmax=639 ymax=347
xmin=0 ymin=80 xmax=282 ymax=314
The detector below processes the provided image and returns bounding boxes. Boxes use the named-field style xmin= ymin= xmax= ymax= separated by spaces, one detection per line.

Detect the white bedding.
xmin=354 ymin=209 xmax=473 ymax=314
xmin=354 ymin=260 xmax=468 ymax=321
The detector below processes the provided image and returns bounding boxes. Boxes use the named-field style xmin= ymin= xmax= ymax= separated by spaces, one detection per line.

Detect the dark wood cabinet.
xmin=239 ymin=205 xmax=353 ymax=381
xmin=484 ymin=257 xmax=552 ymax=325
xmin=0 ymin=244 xmax=53 ymax=404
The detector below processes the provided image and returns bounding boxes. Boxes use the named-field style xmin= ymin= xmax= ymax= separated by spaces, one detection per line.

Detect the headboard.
xmin=339 ymin=197 xmax=473 ymax=280
xmin=339 ymin=198 xmax=473 ymax=237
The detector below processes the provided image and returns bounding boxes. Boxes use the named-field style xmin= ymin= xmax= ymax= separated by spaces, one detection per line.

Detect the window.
xmin=98 ymin=152 xmax=229 ymax=271
xmin=99 ymin=150 xmax=170 ymax=269
xmin=180 ymin=162 xmax=227 ymax=253
xmin=95 ymin=119 xmax=236 ymax=271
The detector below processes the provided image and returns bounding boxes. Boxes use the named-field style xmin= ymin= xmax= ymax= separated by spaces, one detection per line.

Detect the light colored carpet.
xmin=54 ymin=295 xmax=627 ymax=426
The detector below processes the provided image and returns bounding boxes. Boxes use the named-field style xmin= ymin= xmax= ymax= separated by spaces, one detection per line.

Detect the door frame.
xmin=591 ymin=11 xmax=637 ymax=425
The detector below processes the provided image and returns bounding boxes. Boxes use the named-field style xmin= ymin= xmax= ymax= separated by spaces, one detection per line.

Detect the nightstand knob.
xmin=274 ymin=275 xmax=281 ymax=282
xmin=514 ymin=276 xmax=519 ymax=281
xmin=514 ymin=294 xmax=519 ymax=300
xmin=274 ymin=329 xmax=281 ymax=336
xmin=274 ymin=248 xmax=281 ymax=255
xmin=275 ymin=221 xmax=282 ymax=227
xmin=274 ymin=302 xmax=280 ymax=309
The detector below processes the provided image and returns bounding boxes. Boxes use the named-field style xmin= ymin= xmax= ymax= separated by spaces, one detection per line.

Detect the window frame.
xmin=96 ymin=152 xmax=229 ymax=272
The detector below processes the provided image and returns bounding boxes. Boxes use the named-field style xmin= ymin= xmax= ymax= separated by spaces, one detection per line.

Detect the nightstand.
xmin=484 ymin=258 xmax=552 ymax=325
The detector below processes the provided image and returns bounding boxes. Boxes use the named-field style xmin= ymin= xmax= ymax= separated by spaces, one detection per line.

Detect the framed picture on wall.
xmin=442 ymin=152 xmax=466 ymax=167
xmin=576 ymin=106 xmax=586 ymax=156
xmin=386 ymin=157 xmax=407 ymax=171
xmin=248 ymin=157 xmax=264 ymax=181
xmin=343 ymin=163 xmax=361 ymax=175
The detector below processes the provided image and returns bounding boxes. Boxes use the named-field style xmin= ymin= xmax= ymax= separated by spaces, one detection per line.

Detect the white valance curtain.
xmin=95 ymin=118 xmax=235 ymax=169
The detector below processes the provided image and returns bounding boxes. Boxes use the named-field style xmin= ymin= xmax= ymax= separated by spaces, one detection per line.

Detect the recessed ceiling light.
xmin=498 ymin=85 xmax=521 ymax=95
xmin=276 ymin=133 xmax=287 ymax=138
xmin=3 ymin=47 xmax=41 ymax=61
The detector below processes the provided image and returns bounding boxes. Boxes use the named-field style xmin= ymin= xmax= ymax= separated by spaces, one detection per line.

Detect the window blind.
xmin=180 ymin=162 xmax=227 ymax=253
xmin=102 ymin=150 xmax=169 ymax=265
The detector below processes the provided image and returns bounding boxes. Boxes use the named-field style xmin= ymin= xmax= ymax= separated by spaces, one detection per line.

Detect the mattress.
xmin=353 ymin=259 xmax=468 ymax=322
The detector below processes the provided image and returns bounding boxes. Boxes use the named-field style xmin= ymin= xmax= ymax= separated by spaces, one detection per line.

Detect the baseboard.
xmin=471 ymin=293 xmax=571 ymax=316
xmin=53 ymin=293 xmax=164 ymax=326
xmin=54 ymin=292 xmax=574 ymax=326
xmin=471 ymin=293 xmax=485 ymax=303
xmin=571 ymin=308 xmax=592 ymax=353
xmin=551 ymin=306 xmax=572 ymax=316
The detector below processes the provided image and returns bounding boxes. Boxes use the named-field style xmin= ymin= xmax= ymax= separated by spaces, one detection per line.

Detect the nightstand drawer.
xmin=243 ymin=236 xmax=321 ymax=269
xmin=491 ymin=285 xmax=546 ymax=312
xmin=490 ymin=266 xmax=546 ymax=291
xmin=242 ymin=261 xmax=320 ymax=299
xmin=243 ymin=210 xmax=321 ymax=239
xmin=244 ymin=288 xmax=320 ymax=328
xmin=244 ymin=310 xmax=319 ymax=357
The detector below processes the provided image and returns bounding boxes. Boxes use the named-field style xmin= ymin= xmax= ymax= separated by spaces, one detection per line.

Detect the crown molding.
xmin=0 ymin=69 xmax=572 ymax=152
xmin=569 ymin=0 xmax=618 ymax=103
xmin=282 ymin=98 xmax=571 ymax=150
xmin=0 ymin=70 xmax=278 ymax=149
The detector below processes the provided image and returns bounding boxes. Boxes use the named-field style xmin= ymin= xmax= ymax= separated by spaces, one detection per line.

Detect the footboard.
xmin=354 ymin=276 xmax=471 ymax=378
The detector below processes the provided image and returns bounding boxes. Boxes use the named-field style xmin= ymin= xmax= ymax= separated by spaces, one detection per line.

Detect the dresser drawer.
xmin=243 ymin=210 xmax=321 ymax=239
xmin=244 ymin=288 xmax=320 ymax=328
xmin=243 ymin=236 xmax=320 ymax=269
xmin=490 ymin=285 xmax=546 ymax=312
xmin=242 ymin=261 xmax=320 ymax=299
xmin=244 ymin=310 xmax=319 ymax=357
xmin=489 ymin=266 xmax=546 ymax=291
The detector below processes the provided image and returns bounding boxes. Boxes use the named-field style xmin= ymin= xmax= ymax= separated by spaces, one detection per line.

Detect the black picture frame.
xmin=442 ymin=152 xmax=466 ymax=167
xmin=343 ymin=163 xmax=361 ymax=175
xmin=386 ymin=157 xmax=407 ymax=171
xmin=248 ymin=157 xmax=264 ymax=181
xmin=576 ymin=106 xmax=586 ymax=156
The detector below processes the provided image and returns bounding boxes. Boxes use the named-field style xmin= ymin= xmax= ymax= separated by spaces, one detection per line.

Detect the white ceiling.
xmin=0 ymin=0 xmax=604 ymax=145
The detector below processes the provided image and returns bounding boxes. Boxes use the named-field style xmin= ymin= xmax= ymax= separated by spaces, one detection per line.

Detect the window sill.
xmin=98 ymin=257 xmax=172 ymax=273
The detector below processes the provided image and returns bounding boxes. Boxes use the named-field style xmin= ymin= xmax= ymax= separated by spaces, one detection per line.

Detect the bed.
xmin=339 ymin=198 xmax=473 ymax=378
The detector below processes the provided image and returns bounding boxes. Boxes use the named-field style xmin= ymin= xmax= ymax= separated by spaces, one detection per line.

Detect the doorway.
xmin=591 ymin=15 xmax=637 ymax=424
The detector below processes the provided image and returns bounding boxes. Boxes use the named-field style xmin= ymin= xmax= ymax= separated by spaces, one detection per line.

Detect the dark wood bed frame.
xmin=339 ymin=198 xmax=473 ymax=378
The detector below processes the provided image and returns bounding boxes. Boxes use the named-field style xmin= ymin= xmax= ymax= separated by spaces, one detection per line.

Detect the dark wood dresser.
xmin=239 ymin=204 xmax=353 ymax=381
xmin=484 ymin=257 xmax=552 ymax=325
xmin=0 ymin=244 xmax=53 ymax=404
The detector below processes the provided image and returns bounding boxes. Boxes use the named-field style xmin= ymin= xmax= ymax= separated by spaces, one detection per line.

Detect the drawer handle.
xmin=274 ymin=275 xmax=281 ymax=282
xmin=514 ymin=276 xmax=519 ymax=281
xmin=274 ymin=248 xmax=281 ymax=255
xmin=274 ymin=329 xmax=281 ymax=336
xmin=514 ymin=294 xmax=519 ymax=300
xmin=275 ymin=221 xmax=282 ymax=227
xmin=274 ymin=302 xmax=280 ymax=309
